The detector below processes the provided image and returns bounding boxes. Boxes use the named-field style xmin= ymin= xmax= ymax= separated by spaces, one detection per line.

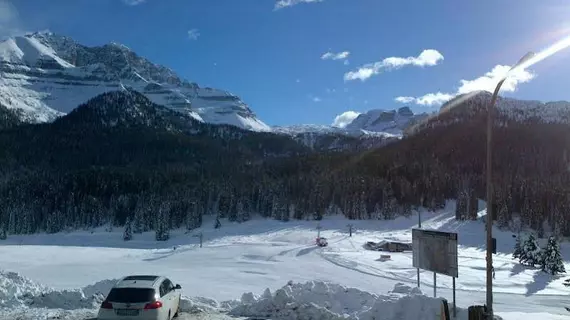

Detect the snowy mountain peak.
xmin=0 ymin=32 xmax=270 ymax=131
xmin=397 ymin=106 xmax=414 ymax=117
xmin=344 ymin=107 xmax=428 ymax=135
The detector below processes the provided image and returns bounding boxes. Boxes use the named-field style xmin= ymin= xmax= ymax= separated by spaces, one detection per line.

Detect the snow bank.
xmin=0 ymin=270 xmax=113 ymax=310
xmin=81 ymin=278 xmax=118 ymax=297
xmin=2 ymin=271 xmax=469 ymax=320
xmin=179 ymin=296 xmax=240 ymax=314
xmin=229 ymin=280 xmax=468 ymax=320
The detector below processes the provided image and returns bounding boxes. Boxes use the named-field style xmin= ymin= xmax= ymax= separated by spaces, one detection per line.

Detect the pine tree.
xmin=512 ymin=235 xmax=523 ymax=259
xmin=133 ymin=201 xmax=144 ymax=233
xmin=123 ymin=217 xmax=133 ymax=241
xmin=540 ymin=236 xmax=566 ymax=275
xmin=455 ymin=189 xmax=467 ymax=220
xmin=155 ymin=203 xmax=170 ymax=241
xmin=497 ymin=203 xmax=510 ymax=229
xmin=0 ymin=224 xmax=6 ymax=240
xmin=373 ymin=203 xmax=381 ymax=220
xmin=519 ymin=233 xmax=541 ymax=267
xmin=236 ymin=200 xmax=244 ymax=223
xmin=401 ymin=202 xmax=412 ymax=217
xmin=288 ymin=203 xmax=296 ymax=222
xmin=382 ymin=187 xmax=397 ymax=220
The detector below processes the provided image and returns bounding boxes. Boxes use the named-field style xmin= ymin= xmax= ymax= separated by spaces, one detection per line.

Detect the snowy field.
xmin=1 ymin=202 xmax=569 ymax=319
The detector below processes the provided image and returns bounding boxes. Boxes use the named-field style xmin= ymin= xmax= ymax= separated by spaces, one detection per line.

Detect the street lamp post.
xmin=485 ymin=52 xmax=535 ymax=319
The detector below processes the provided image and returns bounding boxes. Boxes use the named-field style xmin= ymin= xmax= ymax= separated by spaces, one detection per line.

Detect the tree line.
xmin=0 ymin=91 xmax=569 ymax=238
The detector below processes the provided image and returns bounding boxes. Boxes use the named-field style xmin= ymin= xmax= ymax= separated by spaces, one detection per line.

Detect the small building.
xmin=365 ymin=240 xmax=412 ymax=252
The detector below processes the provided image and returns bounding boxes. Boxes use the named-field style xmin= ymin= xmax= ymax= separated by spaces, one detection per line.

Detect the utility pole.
xmin=485 ymin=52 xmax=535 ymax=319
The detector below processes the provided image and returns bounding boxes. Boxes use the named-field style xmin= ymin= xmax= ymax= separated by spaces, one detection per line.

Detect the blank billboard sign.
xmin=412 ymin=229 xmax=458 ymax=278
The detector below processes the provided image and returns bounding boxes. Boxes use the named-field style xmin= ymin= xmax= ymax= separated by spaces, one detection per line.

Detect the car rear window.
xmin=106 ymin=288 xmax=156 ymax=303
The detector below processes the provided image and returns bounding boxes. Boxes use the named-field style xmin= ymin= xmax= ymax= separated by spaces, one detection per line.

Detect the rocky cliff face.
xmin=344 ymin=106 xmax=428 ymax=135
xmin=0 ymin=32 xmax=270 ymax=131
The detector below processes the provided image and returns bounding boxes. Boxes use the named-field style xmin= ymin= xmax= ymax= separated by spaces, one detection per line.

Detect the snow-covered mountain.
xmin=344 ymin=106 xmax=429 ymax=135
xmin=275 ymin=107 xmax=428 ymax=138
xmin=0 ymin=32 xmax=270 ymax=131
xmin=272 ymin=124 xmax=399 ymax=151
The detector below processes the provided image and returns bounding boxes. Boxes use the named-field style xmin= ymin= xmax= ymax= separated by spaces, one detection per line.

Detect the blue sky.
xmin=3 ymin=0 xmax=570 ymax=126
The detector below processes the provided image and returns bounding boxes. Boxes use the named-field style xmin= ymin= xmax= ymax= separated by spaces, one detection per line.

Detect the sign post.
xmin=417 ymin=210 xmax=422 ymax=288
xmin=412 ymin=229 xmax=458 ymax=314
xmin=433 ymin=272 xmax=437 ymax=298
xmin=452 ymin=277 xmax=456 ymax=317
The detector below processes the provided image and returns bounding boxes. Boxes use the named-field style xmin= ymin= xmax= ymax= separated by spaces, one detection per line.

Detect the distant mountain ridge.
xmin=274 ymin=106 xmax=428 ymax=137
xmin=0 ymin=31 xmax=270 ymax=131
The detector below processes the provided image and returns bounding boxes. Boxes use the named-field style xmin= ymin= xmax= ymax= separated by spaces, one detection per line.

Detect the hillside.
xmin=1 ymin=90 xmax=570 ymax=236
xmin=350 ymin=92 xmax=570 ymax=235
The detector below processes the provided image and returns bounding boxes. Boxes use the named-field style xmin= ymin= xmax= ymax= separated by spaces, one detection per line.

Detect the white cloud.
xmin=332 ymin=111 xmax=360 ymax=128
xmin=396 ymin=64 xmax=535 ymax=106
xmin=275 ymin=0 xmax=323 ymax=10
xmin=394 ymin=96 xmax=415 ymax=104
xmin=456 ymin=64 xmax=534 ymax=94
xmin=343 ymin=60 xmax=349 ymax=66
xmin=312 ymin=96 xmax=322 ymax=102
xmin=344 ymin=49 xmax=444 ymax=82
xmin=187 ymin=29 xmax=200 ymax=40
xmin=123 ymin=0 xmax=146 ymax=5
xmin=296 ymin=79 xmax=301 ymax=83
xmin=395 ymin=92 xmax=454 ymax=106
xmin=321 ymin=51 xmax=350 ymax=61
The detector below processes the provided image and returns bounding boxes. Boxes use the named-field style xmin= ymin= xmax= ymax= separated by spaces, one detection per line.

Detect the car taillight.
xmin=144 ymin=301 xmax=163 ymax=309
xmin=101 ymin=301 xmax=113 ymax=309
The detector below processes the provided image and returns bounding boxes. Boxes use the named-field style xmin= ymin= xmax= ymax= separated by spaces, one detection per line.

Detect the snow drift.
xmin=1 ymin=270 xmax=467 ymax=319
xmin=229 ymin=280 xmax=467 ymax=320
xmin=0 ymin=270 xmax=115 ymax=310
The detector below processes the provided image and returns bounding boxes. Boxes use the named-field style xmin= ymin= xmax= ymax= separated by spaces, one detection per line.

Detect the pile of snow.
xmin=0 ymin=270 xmax=116 ymax=310
xmin=229 ymin=280 xmax=467 ymax=320
xmin=179 ymin=296 xmax=240 ymax=315
xmin=0 ymin=270 xmax=48 ymax=307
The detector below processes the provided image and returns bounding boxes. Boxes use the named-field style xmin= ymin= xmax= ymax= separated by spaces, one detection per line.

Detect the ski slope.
xmin=1 ymin=202 xmax=569 ymax=319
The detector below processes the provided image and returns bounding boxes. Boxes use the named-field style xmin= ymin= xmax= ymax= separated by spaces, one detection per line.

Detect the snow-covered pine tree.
xmin=497 ymin=203 xmax=510 ymax=229
xmin=155 ymin=203 xmax=170 ymax=241
xmin=358 ymin=193 xmax=367 ymax=220
xmin=288 ymin=203 xmax=296 ymax=221
xmin=512 ymin=235 xmax=523 ymax=260
xmin=455 ymin=188 xmax=468 ymax=220
xmin=133 ymin=201 xmax=144 ymax=233
xmin=519 ymin=233 xmax=541 ymax=267
xmin=540 ymin=236 xmax=566 ymax=275
xmin=235 ymin=200 xmax=244 ymax=223
xmin=401 ymin=202 xmax=412 ymax=217
xmin=281 ymin=201 xmax=290 ymax=222
xmin=0 ymin=224 xmax=6 ymax=240
xmin=382 ymin=187 xmax=397 ymax=220
xmin=373 ymin=203 xmax=381 ymax=220
xmin=123 ymin=217 xmax=133 ymax=241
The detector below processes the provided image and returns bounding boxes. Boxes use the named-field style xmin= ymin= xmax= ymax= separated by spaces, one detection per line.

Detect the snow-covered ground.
xmin=1 ymin=202 xmax=569 ymax=319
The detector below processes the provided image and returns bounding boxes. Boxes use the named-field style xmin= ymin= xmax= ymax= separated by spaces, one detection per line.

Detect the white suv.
xmin=97 ymin=275 xmax=182 ymax=320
